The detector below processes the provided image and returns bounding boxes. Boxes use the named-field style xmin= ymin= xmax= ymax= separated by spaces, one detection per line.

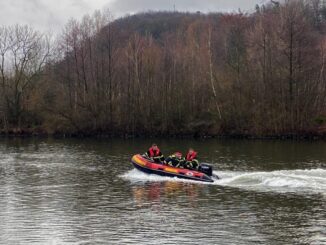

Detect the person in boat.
xmin=184 ymin=148 xmax=199 ymax=170
xmin=164 ymin=152 xmax=185 ymax=168
xmin=144 ymin=144 xmax=164 ymax=163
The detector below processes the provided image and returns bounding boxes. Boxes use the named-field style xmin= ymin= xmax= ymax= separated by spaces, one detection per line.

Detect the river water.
xmin=0 ymin=138 xmax=325 ymax=244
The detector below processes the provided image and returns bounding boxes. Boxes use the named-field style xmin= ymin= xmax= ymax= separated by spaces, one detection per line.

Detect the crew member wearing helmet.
xmin=184 ymin=148 xmax=199 ymax=170
xmin=164 ymin=152 xmax=185 ymax=168
xmin=145 ymin=143 xmax=165 ymax=163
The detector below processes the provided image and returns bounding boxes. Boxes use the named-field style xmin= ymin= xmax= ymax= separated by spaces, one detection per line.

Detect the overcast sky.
xmin=0 ymin=0 xmax=267 ymax=33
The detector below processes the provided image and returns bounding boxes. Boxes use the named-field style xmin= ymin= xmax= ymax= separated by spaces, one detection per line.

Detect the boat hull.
xmin=131 ymin=154 xmax=215 ymax=183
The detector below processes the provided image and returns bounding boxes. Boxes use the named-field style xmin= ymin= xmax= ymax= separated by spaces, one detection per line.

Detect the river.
xmin=0 ymin=138 xmax=325 ymax=244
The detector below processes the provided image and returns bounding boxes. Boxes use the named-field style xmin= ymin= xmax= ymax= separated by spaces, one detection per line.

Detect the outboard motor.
xmin=199 ymin=163 xmax=213 ymax=176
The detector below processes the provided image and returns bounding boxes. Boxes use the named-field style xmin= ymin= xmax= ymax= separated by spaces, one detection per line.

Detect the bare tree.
xmin=0 ymin=25 xmax=51 ymax=130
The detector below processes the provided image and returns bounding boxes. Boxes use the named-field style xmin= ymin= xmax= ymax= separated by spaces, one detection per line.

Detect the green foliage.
xmin=314 ymin=115 xmax=326 ymax=126
xmin=226 ymin=26 xmax=246 ymax=72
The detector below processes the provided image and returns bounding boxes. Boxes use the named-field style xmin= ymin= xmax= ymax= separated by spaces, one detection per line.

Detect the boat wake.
xmin=122 ymin=168 xmax=326 ymax=194
xmin=217 ymin=169 xmax=326 ymax=194
xmin=120 ymin=169 xmax=203 ymax=184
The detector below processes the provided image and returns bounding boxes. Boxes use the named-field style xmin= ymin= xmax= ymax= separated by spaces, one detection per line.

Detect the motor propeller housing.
xmin=198 ymin=164 xmax=213 ymax=177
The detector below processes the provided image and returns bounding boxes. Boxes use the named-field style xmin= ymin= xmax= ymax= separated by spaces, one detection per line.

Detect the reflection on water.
xmin=0 ymin=138 xmax=325 ymax=244
xmin=132 ymin=182 xmax=201 ymax=208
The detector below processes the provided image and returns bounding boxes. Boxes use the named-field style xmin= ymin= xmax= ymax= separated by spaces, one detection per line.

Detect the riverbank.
xmin=2 ymin=3 xmax=326 ymax=146
xmin=1 ymin=127 xmax=326 ymax=140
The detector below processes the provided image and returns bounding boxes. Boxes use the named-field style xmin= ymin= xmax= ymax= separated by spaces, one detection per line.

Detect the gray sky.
xmin=0 ymin=0 xmax=266 ymax=33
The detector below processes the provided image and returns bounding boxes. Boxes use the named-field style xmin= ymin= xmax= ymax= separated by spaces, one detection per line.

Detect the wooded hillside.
xmin=1 ymin=0 xmax=326 ymax=137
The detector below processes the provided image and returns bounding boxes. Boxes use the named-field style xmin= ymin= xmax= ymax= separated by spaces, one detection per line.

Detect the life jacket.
xmin=148 ymin=147 xmax=161 ymax=157
xmin=186 ymin=151 xmax=197 ymax=161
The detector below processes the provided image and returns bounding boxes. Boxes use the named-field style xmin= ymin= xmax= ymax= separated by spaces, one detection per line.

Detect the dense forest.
xmin=1 ymin=0 xmax=326 ymax=138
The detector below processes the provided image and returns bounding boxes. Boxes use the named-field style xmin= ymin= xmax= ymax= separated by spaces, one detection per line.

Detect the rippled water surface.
xmin=0 ymin=138 xmax=325 ymax=244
